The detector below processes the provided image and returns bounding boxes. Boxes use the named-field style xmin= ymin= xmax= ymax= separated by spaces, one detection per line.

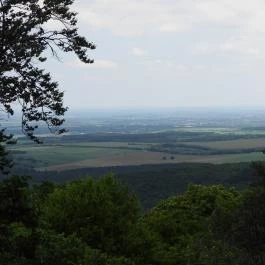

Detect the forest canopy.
xmin=0 ymin=170 xmax=265 ymax=265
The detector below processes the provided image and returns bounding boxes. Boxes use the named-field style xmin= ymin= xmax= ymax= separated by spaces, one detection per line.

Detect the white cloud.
xmin=193 ymin=38 xmax=260 ymax=56
xmin=131 ymin=48 xmax=148 ymax=56
xmin=138 ymin=59 xmax=190 ymax=75
xmin=68 ymin=59 xmax=118 ymax=69
xmin=71 ymin=0 xmax=265 ymax=63
xmin=74 ymin=0 xmax=195 ymax=36
xmin=74 ymin=0 xmax=265 ymax=37
xmin=94 ymin=59 xmax=118 ymax=69
xmin=159 ymin=22 xmax=188 ymax=33
xmin=49 ymin=0 xmax=265 ymax=108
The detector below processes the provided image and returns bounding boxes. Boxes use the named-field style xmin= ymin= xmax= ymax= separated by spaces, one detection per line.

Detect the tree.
xmin=0 ymin=129 xmax=14 ymax=173
xmin=0 ymin=176 xmax=139 ymax=265
xmin=0 ymin=0 xmax=95 ymax=171
xmin=41 ymin=175 xmax=140 ymax=255
xmin=143 ymin=184 xmax=241 ymax=265
xmin=0 ymin=176 xmax=38 ymax=262
xmin=222 ymin=162 xmax=265 ymax=264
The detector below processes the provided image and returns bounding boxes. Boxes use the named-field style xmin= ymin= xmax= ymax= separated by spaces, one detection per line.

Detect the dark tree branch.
xmin=0 ymin=0 xmax=96 ymax=173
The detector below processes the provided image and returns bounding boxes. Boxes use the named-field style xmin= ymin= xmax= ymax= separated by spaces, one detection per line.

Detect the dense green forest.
xmin=1 ymin=162 xmax=265 ymax=265
xmin=4 ymin=162 xmax=251 ymax=209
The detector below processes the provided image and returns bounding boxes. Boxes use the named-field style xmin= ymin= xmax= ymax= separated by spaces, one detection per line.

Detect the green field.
xmin=42 ymin=152 xmax=265 ymax=172
xmin=12 ymin=144 xmax=141 ymax=168
xmin=8 ymin=123 xmax=265 ymax=172
xmin=9 ymin=139 xmax=265 ymax=171
xmin=184 ymin=138 xmax=265 ymax=149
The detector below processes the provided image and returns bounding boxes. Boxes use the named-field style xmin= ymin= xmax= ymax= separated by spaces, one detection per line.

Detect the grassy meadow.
xmin=9 ymin=137 xmax=265 ymax=171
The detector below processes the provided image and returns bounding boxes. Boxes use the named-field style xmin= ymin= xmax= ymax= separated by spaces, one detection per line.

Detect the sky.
xmin=46 ymin=0 xmax=265 ymax=109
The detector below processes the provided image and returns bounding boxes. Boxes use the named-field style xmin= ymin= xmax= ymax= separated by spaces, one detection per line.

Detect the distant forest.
xmin=2 ymin=162 xmax=253 ymax=209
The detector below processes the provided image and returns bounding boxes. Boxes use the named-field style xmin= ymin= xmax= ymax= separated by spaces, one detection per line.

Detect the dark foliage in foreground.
xmin=0 ymin=0 xmax=95 ymax=140
xmin=1 ymin=163 xmax=265 ymax=264
xmin=0 ymin=0 xmax=95 ymax=173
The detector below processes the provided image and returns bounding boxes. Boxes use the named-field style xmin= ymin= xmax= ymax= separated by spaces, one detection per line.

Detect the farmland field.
xmin=6 ymin=108 xmax=265 ymax=173
xmin=184 ymin=138 xmax=265 ymax=149
xmin=42 ymin=152 xmax=265 ymax=171
xmin=9 ymin=140 xmax=265 ymax=171
xmin=12 ymin=144 xmax=141 ymax=168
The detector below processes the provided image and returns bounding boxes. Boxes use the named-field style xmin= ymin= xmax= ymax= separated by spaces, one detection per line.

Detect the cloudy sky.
xmin=47 ymin=0 xmax=265 ymax=109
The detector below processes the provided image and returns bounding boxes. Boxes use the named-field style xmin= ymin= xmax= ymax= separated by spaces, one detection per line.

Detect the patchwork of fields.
xmin=10 ymin=136 xmax=265 ymax=171
xmin=8 ymin=109 xmax=265 ymax=172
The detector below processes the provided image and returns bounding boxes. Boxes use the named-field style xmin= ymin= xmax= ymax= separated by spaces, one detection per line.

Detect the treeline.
xmin=148 ymin=143 xmax=265 ymax=155
xmin=41 ymin=131 xmax=265 ymax=144
xmin=1 ymin=164 xmax=265 ymax=264
xmin=7 ymin=163 xmax=252 ymax=209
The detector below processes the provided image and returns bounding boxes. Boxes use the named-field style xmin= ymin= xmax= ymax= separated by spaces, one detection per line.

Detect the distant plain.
xmin=7 ymin=108 xmax=265 ymax=172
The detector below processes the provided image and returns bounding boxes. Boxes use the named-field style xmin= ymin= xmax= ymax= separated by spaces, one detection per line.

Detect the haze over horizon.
xmin=45 ymin=0 xmax=265 ymax=109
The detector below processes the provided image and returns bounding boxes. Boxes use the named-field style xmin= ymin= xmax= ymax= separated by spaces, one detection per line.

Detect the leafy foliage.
xmin=0 ymin=176 xmax=38 ymax=263
xmin=142 ymin=185 xmax=241 ymax=265
xmin=36 ymin=230 xmax=88 ymax=265
xmin=0 ymin=0 xmax=95 ymax=173
xmin=41 ymin=175 xmax=140 ymax=255
xmin=0 ymin=0 xmax=95 ymax=139
xmin=1 ymin=172 xmax=265 ymax=264
xmin=220 ymin=162 xmax=265 ymax=264
xmin=0 ymin=129 xmax=15 ymax=173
